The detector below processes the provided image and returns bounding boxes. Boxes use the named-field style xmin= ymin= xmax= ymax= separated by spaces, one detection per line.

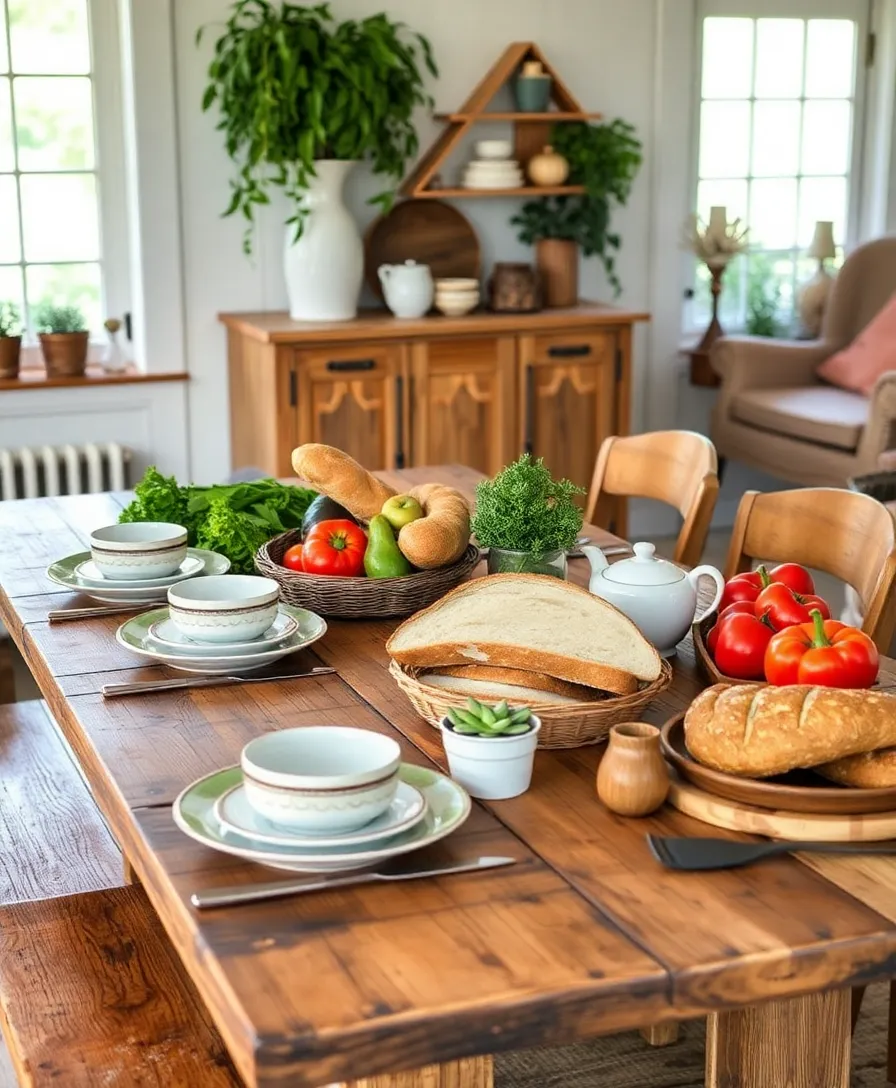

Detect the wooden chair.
xmin=725 ymin=487 xmax=896 ymax=651
xmin=585 ymin=430 xmax=719 ymax=567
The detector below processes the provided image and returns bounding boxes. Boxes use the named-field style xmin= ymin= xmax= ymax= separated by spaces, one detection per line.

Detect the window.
xmin=0 ymin=0 xmax=127 ymax=340
xmin=689 ymin=5 xmax=867 ymax=334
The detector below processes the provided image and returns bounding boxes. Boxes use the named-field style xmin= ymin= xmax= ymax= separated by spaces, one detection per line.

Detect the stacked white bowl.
xmin=434 ymin=277 xmax=480 ymax=317
xmin=461 ymin=140 xmax=523 ymax=190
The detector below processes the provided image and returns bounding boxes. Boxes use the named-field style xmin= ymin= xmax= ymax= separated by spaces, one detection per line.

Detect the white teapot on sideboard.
xmin=378 ymin=260 xmax=434 ymax=319
xmin=581 ymin=542 xmax=725 ymax=658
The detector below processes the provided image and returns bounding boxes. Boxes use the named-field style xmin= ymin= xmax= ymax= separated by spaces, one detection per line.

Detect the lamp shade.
xmin=808 ymin=221 xmax=836 ymax=261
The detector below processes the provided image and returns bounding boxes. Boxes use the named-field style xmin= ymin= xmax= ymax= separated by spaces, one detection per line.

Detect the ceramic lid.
xmin=601 ymin=542 xmax=685 ymax=586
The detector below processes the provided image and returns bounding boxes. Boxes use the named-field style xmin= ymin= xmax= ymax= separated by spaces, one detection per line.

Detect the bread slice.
xmin=387 ymin=574 xmax=660 ymax=694
xmin=422 ymin=673 xmax=603 ymax=707
xmin=429 ymin=665 xmax=605 ymax=701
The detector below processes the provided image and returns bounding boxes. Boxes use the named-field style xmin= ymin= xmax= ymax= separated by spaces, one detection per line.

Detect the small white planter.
xmin=439 ymin=715 xmax=541 ymax=800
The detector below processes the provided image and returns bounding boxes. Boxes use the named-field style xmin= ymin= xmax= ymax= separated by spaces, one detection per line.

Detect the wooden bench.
xmin=0 ymin=701 xmax=242 ymax=1086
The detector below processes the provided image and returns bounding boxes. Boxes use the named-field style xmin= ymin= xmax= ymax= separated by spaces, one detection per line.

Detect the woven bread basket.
xmin=389 ymin=658 xmax=674 ymax=749
xmin=255 ymin=530 xmax=481 ymax=619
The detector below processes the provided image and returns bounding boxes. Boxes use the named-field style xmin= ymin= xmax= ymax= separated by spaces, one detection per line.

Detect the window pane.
xmin=0 ymin=82 xmax=13 ymax=171
xmin=697 ymin=179 xmax=749 ymax=226
xmin=699 ymin=102 xmax=751 ymax=178
xmin=801 ymin=101 xmax=851 ymax=176
xmin=752 ymin=102 xmax=800 ymax=177
xmin=26 ymin=262 xmax=100 ymax=333
xmin=806 ymin=20 xmax=855 ymax=98
xmin=750 ymin=178 xmax=798 ymax=248
xmin=702 ymin=18 xmax=754 ymax=99
xmin=0 ymin=5 xmax=8 ymax=75
xmin=14 ymin=77 xmax=95 ymax=170
xmin=755 ymin=19 xmax=804 ymax=99
xmin=0 ymin=266 xmax=25 ymax=320
xmin=0 ymin=177 xmax=20 ymax=262
xmin=798 ymin=177 xmax=847 ymax=249
xmin=8 ymin=0 xmax=90 ymax=75
xmin=20 ymin=173 xmax=99 ymax=261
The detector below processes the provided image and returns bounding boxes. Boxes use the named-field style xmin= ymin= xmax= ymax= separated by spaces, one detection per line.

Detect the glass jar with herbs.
xmin=471 ymin=455 xmax=583 ymax=579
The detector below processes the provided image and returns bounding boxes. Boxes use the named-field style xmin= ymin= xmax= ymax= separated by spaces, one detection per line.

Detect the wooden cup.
xmin=596 ymin=722 xmax=670 ymax=817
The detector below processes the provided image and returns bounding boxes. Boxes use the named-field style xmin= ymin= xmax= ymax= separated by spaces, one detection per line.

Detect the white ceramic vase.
xmin=284 ymin=160 xmax=362 ymax=321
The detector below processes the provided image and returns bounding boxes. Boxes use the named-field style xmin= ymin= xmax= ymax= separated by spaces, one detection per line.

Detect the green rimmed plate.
xmin=47 ymin=547 xmax=230 ymax=603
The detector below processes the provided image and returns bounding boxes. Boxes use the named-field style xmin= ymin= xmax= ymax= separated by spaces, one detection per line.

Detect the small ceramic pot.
xmin=0 ymin=336 xmax=21 ymax=379
xmin=90 ymin=521 xmax=188 ymax=580
xmin=527 ymin=145 xmax=569 ymax=187
xmin=596 ymin=722 xmax=670 ymax=817
xmin=515 ymin=74 xmax=552 ymax=112
xmin=167 ymin=574 xmax=279 ymax=644
xmin=440 ymin=715 xmax=541 ymax=800
xmin=241 ymin=726 xmax=401 ymax=833
xmin=486 ymin=547 xmax=567 ymax=579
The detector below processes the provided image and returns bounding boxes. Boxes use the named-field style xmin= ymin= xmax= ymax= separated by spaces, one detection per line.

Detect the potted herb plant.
xmin=511 ymin=119 xmax=643 ymax=306
xmin=440 ymin=699 xmax=541 ymax=799
xmin=34 ymin=302 xmax=89 ymax=378
xmin=471 ymin=454 xmax=583 ymax=579
xmin=200 ymin=1 xmax=437 ymax=322
xmin=0 ymin=301 xmax=22 ymax=379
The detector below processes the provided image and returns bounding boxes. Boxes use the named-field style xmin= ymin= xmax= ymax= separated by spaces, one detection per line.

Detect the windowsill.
xmin=0 ymin=364 xmax=188 ymax=392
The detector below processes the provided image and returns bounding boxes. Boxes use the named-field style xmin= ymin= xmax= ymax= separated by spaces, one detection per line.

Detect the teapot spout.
xmin=580 ymin=544 xmax=609 ymax=576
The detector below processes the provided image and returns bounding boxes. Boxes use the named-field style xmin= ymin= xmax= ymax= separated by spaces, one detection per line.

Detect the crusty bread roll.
xmin=387 ymin=575 xmax=660 ymax=694
xmin=430 ymin=665 xmax=604 ymax=701
xmin=291 ymin=444 xmax=395 ymax=521
xmin=817 ymin=748 xmax=896 ymax=788
xmin=397 ymin=483 xmax=471 ymax=570
xmin=684 ymin=684 xmax=896 ymax=778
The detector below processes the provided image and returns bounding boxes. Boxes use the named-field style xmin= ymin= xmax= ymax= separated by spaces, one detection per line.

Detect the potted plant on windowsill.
xmin=34 ymin=302 xmax=90 ymax=378
xmin=511 ymin=119 xmax=643 ymax=306
xmin=0 ymin=302 xmax=23 ymax=379
xmin=471 ymin=455 xmax=583 ymax=579
xmin=440 ymin=699 xmax=541 ymax=800
xmin=199 ymin=0 xmax=437 ymax=322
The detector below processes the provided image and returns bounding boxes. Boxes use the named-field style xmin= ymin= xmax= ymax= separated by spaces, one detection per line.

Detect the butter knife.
xmin=102 ymin=667 xmax=335 ymax=698
xmin=191 ymin=854 xmax=518 ymax=910
xmin=49 ymin=602 xmax=166 ymax=622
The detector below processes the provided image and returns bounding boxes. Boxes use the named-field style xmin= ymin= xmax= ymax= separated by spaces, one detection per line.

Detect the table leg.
xmin=640 ymin=1023 xmax=680 ymax=1046
xmin=335 ymin=1056 xmax=493 ymax=1087
xmin=887 ymin=981 xmax=896 ymax=1085
xmin=706 ymin=989 xmax=850 ymax=1088
xmin=0 ymin=639 xmax=14 ymax=704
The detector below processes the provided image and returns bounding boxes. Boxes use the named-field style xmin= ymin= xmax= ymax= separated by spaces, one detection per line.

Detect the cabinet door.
xmin=518 ymin=331 xmax=617 ymax=495
xmin=294 ymin=344 xmax=407 ymax=471
xmin=410 ymin=338 xmax=517 ymax=476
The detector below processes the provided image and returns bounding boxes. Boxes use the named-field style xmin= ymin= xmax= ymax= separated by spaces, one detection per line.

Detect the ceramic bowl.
xmin=475 ymin=139 xmax=512 ymax=160
xmin=241 ymin=726 xmax=402 ymax=832
xmin=167 ymin=574 xmax=280 ymax=644
xmin=89 ymin=522 xmax=188 ymax=580
xmin=435 ymin=278 xmax=480 ymax=292
xmin=435 ymin=293 xmax=479 ymax=317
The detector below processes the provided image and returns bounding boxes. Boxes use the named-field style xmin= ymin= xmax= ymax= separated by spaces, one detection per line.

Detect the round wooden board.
xmin=364 ymin=199 xmax=481 ymax=300
xmin=661 ymin=713 xmax=896 ymax=815
xmin=667 ymin=775 xmax=896 ymax=841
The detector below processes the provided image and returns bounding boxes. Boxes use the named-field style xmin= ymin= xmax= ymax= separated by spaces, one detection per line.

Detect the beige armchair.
xmin=711 ymin=236 xmax=896 ymax=485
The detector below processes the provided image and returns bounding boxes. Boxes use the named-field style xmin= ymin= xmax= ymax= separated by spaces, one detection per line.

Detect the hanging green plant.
xmin=198 ymin=0 xmax=437 ymax=252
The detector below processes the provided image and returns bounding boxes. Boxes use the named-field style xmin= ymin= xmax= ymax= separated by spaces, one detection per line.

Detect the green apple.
xmin=381 ymin=493 xmax=424 ymax=529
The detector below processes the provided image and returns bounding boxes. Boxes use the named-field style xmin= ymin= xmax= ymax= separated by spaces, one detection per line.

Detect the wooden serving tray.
xmin=692 ymin=613 xmax=763 ymax=687
xmin=661 ymin=713 xmax=896 ymax=815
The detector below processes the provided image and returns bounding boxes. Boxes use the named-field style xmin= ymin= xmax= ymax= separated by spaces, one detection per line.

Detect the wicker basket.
xmin=255 ymin=530 xmax=481 ymax=619
xmin=389 ymin=658 xmax=674 ymax=749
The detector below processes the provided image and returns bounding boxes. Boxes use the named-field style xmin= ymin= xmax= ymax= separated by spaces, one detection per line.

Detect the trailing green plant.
xmin=746 ymin=255 xmax=785 ymax=338
xmin=446 ymin=699 xmax=534 ymax=737
xmin=198 ymin=0 xmax=437 ymax=252
xmin=33 ymin=302 xmax=87 ymax=335
xmin=511 ymin=119 xmax=643 ymax=295
xmin=0 ymin=301 xmax=22 ymax=338
xmin=471 ymin=454 xmax=584 ymax=557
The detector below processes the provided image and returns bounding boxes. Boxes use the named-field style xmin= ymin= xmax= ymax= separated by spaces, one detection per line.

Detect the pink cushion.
xmin=818 ymin=292 xmax=896 ymax=395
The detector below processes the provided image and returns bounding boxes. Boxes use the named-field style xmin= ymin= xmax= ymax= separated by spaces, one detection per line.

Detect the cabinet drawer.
xmin=294 ymin=344 xmax=400 ymax=378
xmin=529 ymin=331 xmax=614 ymax=365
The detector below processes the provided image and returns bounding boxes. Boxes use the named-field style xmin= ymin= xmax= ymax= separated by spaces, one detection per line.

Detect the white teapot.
xmin=581 ymin=542 xmax=724 ymax=658
xmin=378 ymin=260 xmax=434 ymax=319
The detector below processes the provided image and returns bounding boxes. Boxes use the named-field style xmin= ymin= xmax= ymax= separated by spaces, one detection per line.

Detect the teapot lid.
xmin=602 ymin=542 xmax=685 ymax=586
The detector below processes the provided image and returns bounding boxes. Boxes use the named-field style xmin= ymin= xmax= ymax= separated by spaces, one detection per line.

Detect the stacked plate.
xmin=46 ymin=547 xmax=231 ymax=605
xmin=174 ymin=762 xmax=470 ymax=873
xmin=462 ymin=139 xmax=523 ymax=190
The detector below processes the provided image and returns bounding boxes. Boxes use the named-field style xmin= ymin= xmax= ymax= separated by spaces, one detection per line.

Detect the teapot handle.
xmin=688 ymin=565 xmax=725 ymax=624
xmin=377 ymin=265 xmax=393 ymax=286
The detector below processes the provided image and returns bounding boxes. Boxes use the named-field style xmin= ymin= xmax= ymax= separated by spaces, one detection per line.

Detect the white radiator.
xmin=0 ymin=443 xmax=131 ymax=500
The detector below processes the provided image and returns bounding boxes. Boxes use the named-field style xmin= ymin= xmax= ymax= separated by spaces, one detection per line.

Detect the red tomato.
xmin=718 ymin=563 xmax=816 ymax=612
xmin=718 ymin=571 xmax=763 ymax=613
xmin=281 ymin=544 xmax=305 ymax=572
xmin=706 ymin=601 xmax=755 ymax=655
xmin=713 ymin=612 xmax=775 ymax=680
xmin=754 ymin=582 xmax=830 ymax=630
xmin=764 ymin=610 xmax=879 ymax=688
xmin=302 ymin=519 xmax=367 ymax=577
xmin=767 ymin=562 xmax=815 ymax=597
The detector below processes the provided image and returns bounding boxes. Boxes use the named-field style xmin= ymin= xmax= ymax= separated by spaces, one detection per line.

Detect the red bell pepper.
xmin=719 ymin=562 xmax=816 ymax=612
xmin=764 ymin=609 xmax=879 ymax=688
xmin=754 ymin=582 xmax=831 ymax=631
xmin=706 ymin=601 xmax=755 ymax=656
xmin=302 ymin=519 xmax=367 ymax=577
xmin=712 ymin=610 xmax=776 ymax=681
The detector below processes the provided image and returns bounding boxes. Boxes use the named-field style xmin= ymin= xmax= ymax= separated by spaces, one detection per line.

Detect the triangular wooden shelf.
xmin=401 ymin=42 xmax=602 ymax=200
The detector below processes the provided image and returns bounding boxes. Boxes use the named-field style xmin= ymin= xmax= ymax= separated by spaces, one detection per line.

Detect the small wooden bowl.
xmin=692 ymin=613 xmax=763 ymax=687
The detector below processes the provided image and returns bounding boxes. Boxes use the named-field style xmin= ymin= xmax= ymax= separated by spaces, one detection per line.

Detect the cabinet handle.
xmin=326 ymin=358 xmax=376 ymax=372
xmin=523 ymin=364 xmax=535 ymax=455
xmin=289 ymin=370 xmax=297 ymax=407
xmin=395 ymin=375 xmax=405 ymax=469
xmin=547 ymin=344 xmax=592 ymax=358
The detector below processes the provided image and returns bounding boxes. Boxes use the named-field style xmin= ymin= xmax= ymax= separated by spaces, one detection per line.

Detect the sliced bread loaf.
xmin=421 ymin=673 xmax=589 ymax=706
xmin=387 ymin=574 xmax=661 ymax=693
xmin=427 ymin=665 xmax=606 ymax=702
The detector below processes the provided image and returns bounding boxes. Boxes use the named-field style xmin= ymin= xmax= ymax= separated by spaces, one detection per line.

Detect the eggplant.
xmin=301 ymin=494 xmax=357 ymax=536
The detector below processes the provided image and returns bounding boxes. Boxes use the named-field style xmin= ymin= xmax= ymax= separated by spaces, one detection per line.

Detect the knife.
xmin=102 ymin=667 xmax=335 ymax=698
xmin=191 ymin=854 xmax=518 ymax=909
xmin=49 ymin=602 xmax=166 ymax=622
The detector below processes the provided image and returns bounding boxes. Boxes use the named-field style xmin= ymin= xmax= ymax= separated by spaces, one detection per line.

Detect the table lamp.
xmin=798 ymin=221 xmax=837 ymax=339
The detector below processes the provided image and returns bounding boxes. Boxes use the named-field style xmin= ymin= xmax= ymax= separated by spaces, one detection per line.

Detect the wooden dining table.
xmin=2 ymin=463 xmax=896 ymax=1088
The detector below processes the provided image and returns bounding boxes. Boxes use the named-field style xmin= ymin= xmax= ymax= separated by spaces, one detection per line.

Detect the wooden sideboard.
xmin=220 ymin=304 xmax=648 ymax=523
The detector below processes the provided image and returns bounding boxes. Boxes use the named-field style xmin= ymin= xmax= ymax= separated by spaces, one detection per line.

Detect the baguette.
xmin=291 ymin=444 xmax=395 ymax=521
xmin=429 ymin=665 xmax=604 ymax=701
xmin=684 ymin=684 xmax=896 ymax=778
xmin=387 ymin=575 xmax=660 ymax=695
xmin=817 ymin=748 xmax=896 ymax=789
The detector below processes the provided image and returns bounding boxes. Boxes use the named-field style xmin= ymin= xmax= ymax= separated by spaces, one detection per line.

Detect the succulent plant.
xmin=0 ymin=301 xmax=22 ymax=338
xmin=34 ymin=301 xmax=87 ymax=335
xmin=445 ymin=698 xmax=534 ymax=737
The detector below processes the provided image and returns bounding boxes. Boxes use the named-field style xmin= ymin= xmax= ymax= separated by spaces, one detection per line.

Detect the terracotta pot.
xmin=39 ymin=331 xmax=89 ymax=377
xmin=596 ymin=722 xmax=670 ymax=817
xmin=536 ymin=238 xmax=578 ymax=308
xmin=0 ymin=336 xmax=21 ymax=379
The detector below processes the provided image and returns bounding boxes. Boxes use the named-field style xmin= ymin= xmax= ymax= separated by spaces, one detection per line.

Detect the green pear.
xmin=364 ymin=515 xmax=412 ymax=578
